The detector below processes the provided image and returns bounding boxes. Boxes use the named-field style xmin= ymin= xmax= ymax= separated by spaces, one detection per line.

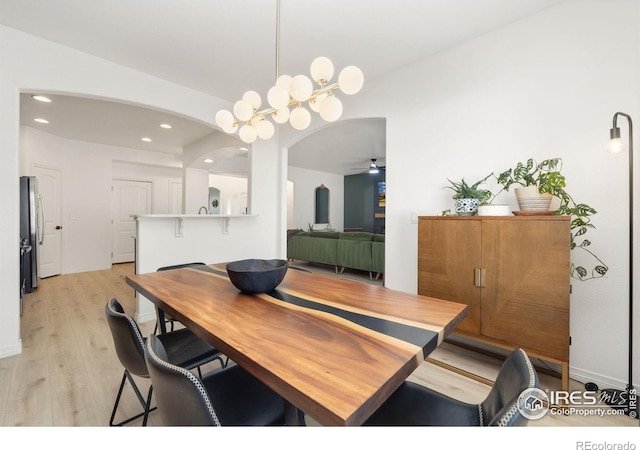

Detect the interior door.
xmin=33 ymin=165 xmax=62 ymax=278
xmin=111 ymin=179 xmax=152 ymax=263
xmin=168 ymin=180 xmax=183 ymax=214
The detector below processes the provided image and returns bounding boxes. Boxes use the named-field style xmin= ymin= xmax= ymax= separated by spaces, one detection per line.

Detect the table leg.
xmin=284 ymin=400 xmax=306 ymax=426
xmin=155 ymin=306 xmax=167 ymax=335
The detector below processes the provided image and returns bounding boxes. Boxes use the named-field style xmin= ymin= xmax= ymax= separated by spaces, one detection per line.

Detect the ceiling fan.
xmin=350 ymin=158 xmax=386 ymax=174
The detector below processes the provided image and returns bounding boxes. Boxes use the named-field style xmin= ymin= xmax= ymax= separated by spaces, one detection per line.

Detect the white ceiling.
xmin=2 ymin=0 xmax=566 ymax=175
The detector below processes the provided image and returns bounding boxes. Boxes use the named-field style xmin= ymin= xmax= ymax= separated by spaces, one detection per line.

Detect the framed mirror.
xmin=315 ymin=184 xmax=330 ymax=225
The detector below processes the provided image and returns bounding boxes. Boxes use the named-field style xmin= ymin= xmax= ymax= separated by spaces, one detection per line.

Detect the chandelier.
xmin=214 ymin=0 xmax=364 ymax=144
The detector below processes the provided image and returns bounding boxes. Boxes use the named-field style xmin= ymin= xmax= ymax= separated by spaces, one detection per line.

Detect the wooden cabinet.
xmin=418 ymin=215 xmax=570 ymax=386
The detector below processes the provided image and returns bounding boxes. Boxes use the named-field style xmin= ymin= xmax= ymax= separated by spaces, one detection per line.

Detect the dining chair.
xmin=364 ymin=348 xmax=539 ymax=426
xmin=153 ymin=262 xmax=207 ymax=334
xmin=105 ymin=297 xmax=225 ymax=426
xmin=144 ymin=333 xmax=287 ymax=426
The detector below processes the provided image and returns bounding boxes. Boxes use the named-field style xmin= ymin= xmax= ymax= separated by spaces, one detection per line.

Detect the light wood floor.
xmin=0 ymin=262 xmax=637 ymax=430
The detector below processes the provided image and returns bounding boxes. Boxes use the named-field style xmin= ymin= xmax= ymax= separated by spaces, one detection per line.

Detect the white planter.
xmin=477 ymin=204 xmax=510 ymax=216
xmin=514 ymin=186 xmax=552 ymax=211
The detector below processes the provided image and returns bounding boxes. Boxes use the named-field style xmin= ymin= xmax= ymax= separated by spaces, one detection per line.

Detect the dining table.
xmin=126 ymin=262 xmax=467 ymax=426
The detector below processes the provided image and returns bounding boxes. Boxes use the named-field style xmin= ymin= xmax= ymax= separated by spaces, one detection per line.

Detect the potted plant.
xmin=495 ymin=158 xmax=565 ymax=211
xmin=496 ymin=158 xmax=608 ymax=281
xmin=444 ymin=174 xmax=492 ymax=216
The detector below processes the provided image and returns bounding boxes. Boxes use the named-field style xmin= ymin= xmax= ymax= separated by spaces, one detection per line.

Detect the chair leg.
xmin=109 ymin=370 xmax=157 ymax=426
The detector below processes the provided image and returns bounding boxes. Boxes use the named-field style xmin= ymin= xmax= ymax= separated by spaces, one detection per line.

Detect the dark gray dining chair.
xmin=144 ymin=334 xmax=287 ymax=426
xmin=105 ymin=297 xmax=225 ymax=426
xmin=153 ymin=262 xmax=207 ymax=334
xmin=364 ymin=348 xmax=539 ymax=426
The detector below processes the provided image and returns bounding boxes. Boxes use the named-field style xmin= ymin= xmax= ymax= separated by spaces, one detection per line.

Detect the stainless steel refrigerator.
xmin=20 ymin=176 xmax=43 ymax=296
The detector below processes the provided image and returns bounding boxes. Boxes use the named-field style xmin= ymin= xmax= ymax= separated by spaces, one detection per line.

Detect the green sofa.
xmin=287 ymin=230 xmax=385 ymax=279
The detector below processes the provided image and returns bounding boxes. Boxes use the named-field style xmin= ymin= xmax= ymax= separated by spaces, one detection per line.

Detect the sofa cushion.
xmin=373 ymin=234 xmax=385 ymax=242
xmin=310 ymin=231 xmax=340 ymax=239
xmin=339 ymin=232 xmax=374 ymax=241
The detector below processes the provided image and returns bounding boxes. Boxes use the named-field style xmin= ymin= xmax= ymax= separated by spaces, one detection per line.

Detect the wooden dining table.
xmin=126 ymin=262 xmax=467 ymax=426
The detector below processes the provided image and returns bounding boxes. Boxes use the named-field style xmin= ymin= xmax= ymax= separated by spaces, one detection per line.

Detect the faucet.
xmin=198 ymin=206 xmax=208 ymax=215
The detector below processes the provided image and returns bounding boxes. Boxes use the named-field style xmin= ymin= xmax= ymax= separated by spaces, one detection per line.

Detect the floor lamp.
xmin=602 ymin=112 xmax=637 ymax=418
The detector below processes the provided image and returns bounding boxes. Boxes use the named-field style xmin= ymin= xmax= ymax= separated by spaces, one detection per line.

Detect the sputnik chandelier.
xmin=214 ymin=0 xmax=364 ymax=144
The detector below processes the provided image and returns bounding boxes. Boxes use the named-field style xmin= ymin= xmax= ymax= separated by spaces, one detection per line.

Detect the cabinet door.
xmin=481 ymin=219 xmax=570 ymax=359
xmin=418 ymin=219 xmax=481 ymax=334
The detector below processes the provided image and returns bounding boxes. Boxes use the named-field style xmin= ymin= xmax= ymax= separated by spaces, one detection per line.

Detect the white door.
xmin=111 ymin=180 xmax=152 ymax=263
xmin=168 ymin=180 xmax=183 ymax=214
xmin=33 ymin=165 xmax=62 ymax=278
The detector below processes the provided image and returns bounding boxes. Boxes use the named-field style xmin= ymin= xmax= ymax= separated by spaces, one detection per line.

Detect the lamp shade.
xmin=309 ymin=93 xmax=327 ymax=112
xmin=239 ymin=124 xmax=258 ymax=143
xmin=223 ymin=122 xmax=238 ymax=134
xmin=272 ymin=107 xmax=290 ymax=124
xmin=319 ymin=96 xmax=343 ymax=122
xmin=289 ymin=75 xmax=313 ymax=102
xmin=289 ymin=106 xmax=311 ymax=130
xmin=267 ymin=85 xmax=290 ymax=109
xmin=310 ymin=56 xmax=334 ymax=83
xmin=242 ymin=90 xmax=262 ymax=109
xmin=256 ymin=119 xmax=275 ymax=140
xmin=215 ymin=109 xmax=234 ymax=130
xmin=338 ymin=66 xmax=364 ymax=95
xmin=233 ymin=100 xmax=254 ymax=121
xmin=276 ymin=74 xmax=293 ymax=90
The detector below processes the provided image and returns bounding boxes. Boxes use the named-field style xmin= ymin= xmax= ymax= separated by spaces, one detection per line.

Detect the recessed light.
xmin=31 ymin=95 xmax=52 ymax=103
xmin=204 ymin=158 xmax=213 ymax=163
xmin=34 ymin=118 xmax=49 ymax=124
xmin=141 ymin=137 xmax=152 ymax=142
xmin=240 ymin=147 xmax=249 ymax=151
xmin=160 ymin=123 xmax=172 ymax=129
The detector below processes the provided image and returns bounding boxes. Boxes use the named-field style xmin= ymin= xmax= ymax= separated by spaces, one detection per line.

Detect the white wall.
xmin=349 ymin=0 xmax=639 ymax=389
xmin=287 ymin=166 xmax=344 ymax=231
xmin=0 ymin=25 xmax=284 ymax=357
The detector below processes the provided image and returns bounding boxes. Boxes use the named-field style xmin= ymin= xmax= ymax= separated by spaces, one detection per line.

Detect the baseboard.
xmin=0 ymin=340 xmax=22 ymax=359
xmin=569 ymin=366 xmax=632 ymax=392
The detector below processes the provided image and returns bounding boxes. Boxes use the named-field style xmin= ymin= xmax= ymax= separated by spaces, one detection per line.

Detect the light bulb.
xmin=338 ymin=66 xmax=364 ymax=95
xmin=607 ymin=138 xmax=626 ymax=154
xmin=319 ymin=96 xmax=343 ymax=122
xmin=239 ymin=124 xmax=257 ymax=143
xmin=289 ymin=75 xmax=313 ymax=102
xmin=289 ymin=106 xmax=311 ymax=130
xmin=242 ymin=90 xmax=262 ymax=109
xmin=267 ymin=85 xmax=290 ymax=109
xmin=272 ymin=107 xmax=290 ymax=124
xmin=215 ymin=109 xmax=234 ymax=130
xmin=233 ymin=100 xmax=254 ymax=121
xmin=309 ymin=93 xmax=327 ymax=112
xmin=223 ymin=122 xmax=238 ymax=134
xmin=310 ymin=56 xmax=334 ymax=83
xmin=256 ymin=119 xmax=275 ymax=140
xmin=276 ymin=74 xmax=292 ymax=90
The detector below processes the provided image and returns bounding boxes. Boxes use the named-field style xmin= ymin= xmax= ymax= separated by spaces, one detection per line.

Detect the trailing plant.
xmin=496 ymin=158 xmax=608 ymax=281
xmin=495 ymin=158 xmax=565 ymax=196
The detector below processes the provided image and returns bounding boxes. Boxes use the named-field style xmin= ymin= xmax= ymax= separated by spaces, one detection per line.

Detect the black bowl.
xmin=226 ymin=259 xmax=288 ymax=294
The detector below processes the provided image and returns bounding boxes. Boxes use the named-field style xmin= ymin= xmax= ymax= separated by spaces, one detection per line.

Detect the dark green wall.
xmin=344 ymin=171 xmax=385 ymax=233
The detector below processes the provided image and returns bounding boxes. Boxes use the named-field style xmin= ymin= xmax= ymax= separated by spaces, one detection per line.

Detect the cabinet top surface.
xmin=418 ymin=215 xmax=570 ymax=221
